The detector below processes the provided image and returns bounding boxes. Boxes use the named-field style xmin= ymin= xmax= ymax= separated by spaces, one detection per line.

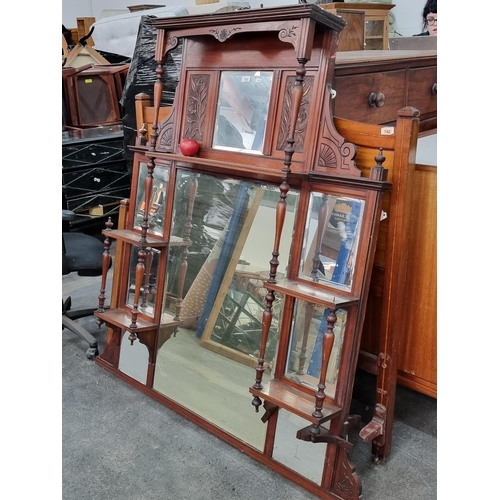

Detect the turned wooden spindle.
xmin=174 ymin=175 xmax=198 ymax=328
xmin=149 ymin=59 xmax=165 ymax=152
xmin=311 ymin=194 xmax=329 ymax=282
xmin=139 ymin=123 xmax=147 ymax=146
xmin=129 ymin=247 xmax=147 ymax=342
xmin=96 ymin=217 xmax=114 ymax=326
xmin=297 ymin=301 xmax=315 ymax=375
xmin=140 ymin=157 xmax=156 ymax=243
xmin=370 ymin=148 xmax=387 ymax=181
xmin=253 ymin=57 xmax=309 ymax=411
xmin=141 ymin=248 xmax=154 ymax=309
xmin=312 ymin=307 xmax=337 ymax=421
xmin=252 ymin=288 xmax=276 ymax=412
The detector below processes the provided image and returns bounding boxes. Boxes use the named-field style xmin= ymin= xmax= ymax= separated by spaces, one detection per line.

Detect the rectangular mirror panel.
xmin=133 ymin=162 xmax=170 ymax=237
xmin=153 ymin=169 xmax=299 ymax=447
xmin=272 ymin=408 xmax=327 ymax=485
xmin=126 ymin=247 xmax=162 ymax=317
xmin=284 ymin=299 xmax=348 ymax=398
xmin=213 ymin=71 xmax=273 ymax=153
xmin=299 ymin=192 xmax=365 ymax=293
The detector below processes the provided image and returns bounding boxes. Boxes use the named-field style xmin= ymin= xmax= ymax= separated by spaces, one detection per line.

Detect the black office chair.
xmin=62 ymin=209 xmax=111 ymax=359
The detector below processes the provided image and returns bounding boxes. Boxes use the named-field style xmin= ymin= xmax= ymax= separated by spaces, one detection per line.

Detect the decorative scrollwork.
xmin=278 ymin=24 xmax=298 ymax=41
xmin=166 ymin=35 xmax=179 ymax=51
xmin=209 ymin=27 xmax=241 ymax=42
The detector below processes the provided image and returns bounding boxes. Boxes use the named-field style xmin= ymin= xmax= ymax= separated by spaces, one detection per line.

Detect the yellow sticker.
xmin=84 ymin=78 xmax=93 ymax=84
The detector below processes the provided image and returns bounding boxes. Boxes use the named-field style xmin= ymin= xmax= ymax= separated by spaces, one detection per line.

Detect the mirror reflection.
xmin=213 ymin=71 xmax=273 ymax=153
xmin=273 ymin=408 xmax=327 ymax=485
xmin=133 ymin=162 xmax=170 ymax=237
xmin=152 ymin=169 xmax=299 ymax=448
xmin=118 ymin=330 xmax=148 ymax=384
xmin=284 ymin=300 xmax=348 ymax=398
xmin=126 ymin=247 xmax=162 ymax=317
xmin=299 ymin=192 xmax=365 ymax=292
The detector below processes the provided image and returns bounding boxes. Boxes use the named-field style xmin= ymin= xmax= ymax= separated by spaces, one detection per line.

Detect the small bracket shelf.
xmin=249 ymin=379 xmax=342 ymax=426
xmin=265 ymin=278 xmax=359 ymax=309
xmin=95 ymin=308 xmax=183 ymax=332
xmin=102 ymin=229 xmax=170 ymax=248
xmin=296 ymin=424 xmax=353 ymax=449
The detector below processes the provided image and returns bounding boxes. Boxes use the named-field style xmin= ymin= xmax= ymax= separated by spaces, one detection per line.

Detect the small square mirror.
xmin=299 ymin=192 xmax=365 ymax=292
xmin=213 ymin=71 xmax=273 ymax=153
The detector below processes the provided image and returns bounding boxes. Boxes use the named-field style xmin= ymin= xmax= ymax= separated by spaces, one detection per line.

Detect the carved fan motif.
xmin=157 ymin=104 xmax=176 ymax=152
xmin=315 ymin=118 xmax=360 ymax=176
xmin=334 ymin=449 xmax=361 ymax=499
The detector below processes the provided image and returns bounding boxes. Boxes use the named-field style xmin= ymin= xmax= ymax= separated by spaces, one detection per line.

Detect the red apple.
xmin=179 ymin=139 xmax=200 ymax=156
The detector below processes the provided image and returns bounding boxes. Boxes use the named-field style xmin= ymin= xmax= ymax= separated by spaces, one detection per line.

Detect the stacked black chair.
xmin=62 ymin=210 xmax=110 ymax=359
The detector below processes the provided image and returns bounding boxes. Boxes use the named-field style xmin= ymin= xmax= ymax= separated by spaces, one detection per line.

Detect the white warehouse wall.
xmin=62 ymin=0 xmax=428 ymax=38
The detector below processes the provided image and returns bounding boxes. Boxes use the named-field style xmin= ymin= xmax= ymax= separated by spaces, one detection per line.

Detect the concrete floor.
xmin=62 ymin=272 xmax=437 ymax=500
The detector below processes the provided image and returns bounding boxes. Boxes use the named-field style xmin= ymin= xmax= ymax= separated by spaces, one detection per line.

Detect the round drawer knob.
xmin=368 ymin=92 xmax=385 ymax=108
xmin=431 ymin=83 xmax=437 ymax=95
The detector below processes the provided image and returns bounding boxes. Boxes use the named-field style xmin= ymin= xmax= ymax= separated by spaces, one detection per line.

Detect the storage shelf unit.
xmin=321 ymin=3 xmax=395 ymax=50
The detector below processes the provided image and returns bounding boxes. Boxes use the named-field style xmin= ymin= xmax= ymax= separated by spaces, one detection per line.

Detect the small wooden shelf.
xmin=249 ymin=379 xmax=342 ymax=426
xmin=265 ymin=279 xmax=358 ymax=309
xmin=95 ymin=308 xmax=184 ymax=332
xmin=95 ymin=308 xmax=157 ymax=331
xmin=148 ymin=150 xmax=288 ymax=178
xmin=160 ymin=311 xmax=183 ymax=328
xmin=102 ymin=229 xmax=169 ymax=247
xmin=102 ymin=229 xmax=189 ymax=248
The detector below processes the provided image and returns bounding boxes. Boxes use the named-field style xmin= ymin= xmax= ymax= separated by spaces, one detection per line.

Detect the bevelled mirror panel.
xmin=213 ymin=71 xmax=273 ymax=153
xmin=153 ymin=168 xmax=299 ymax=449
xmin=284 ymin=299 xmax=348 ymax=398
xmin=126 ymin=247 xmax=162 ymax=317
xmin=299 ymin=192 xmax=365 ymax=293
xmin=133 ymin=162 xmax=170 ymax=237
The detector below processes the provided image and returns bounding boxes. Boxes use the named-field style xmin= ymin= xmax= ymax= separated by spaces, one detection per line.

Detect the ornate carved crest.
xmin=209 ymin=27 xmax=241 ymax=42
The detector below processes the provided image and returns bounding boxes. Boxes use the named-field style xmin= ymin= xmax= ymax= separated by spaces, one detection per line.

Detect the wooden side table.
xmin=321 ymin=2 xmax=395 ymax=50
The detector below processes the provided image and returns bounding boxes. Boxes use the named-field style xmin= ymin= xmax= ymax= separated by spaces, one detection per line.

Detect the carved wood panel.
xmin=276 ymin=75 xmax=314 ymax=153
xmin=183 ymin=74 xmax=210 ymax=142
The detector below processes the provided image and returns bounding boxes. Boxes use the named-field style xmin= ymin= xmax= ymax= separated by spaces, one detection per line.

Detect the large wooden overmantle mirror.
xmin=95 ymin=6 xmax=392 ymax=499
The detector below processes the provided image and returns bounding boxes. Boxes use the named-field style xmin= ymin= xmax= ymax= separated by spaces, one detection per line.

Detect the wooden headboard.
xmin=135 ymin=92 xmax=172 ymax=144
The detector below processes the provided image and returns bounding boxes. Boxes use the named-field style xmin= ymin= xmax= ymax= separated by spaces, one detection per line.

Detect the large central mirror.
xmin=150 ymin=169 xmax=298 ymax=452
xmin=213 ymin=70 xmax=273 ymax=153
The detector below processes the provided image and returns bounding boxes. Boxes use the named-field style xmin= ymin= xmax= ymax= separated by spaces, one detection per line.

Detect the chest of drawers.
xmin=62 ymin=125 xmax=130 ymax=232
xmin=321 ymin=2 xmax=395 ymax=50
xmin=333 ymin=50 xmax=437 ymax=134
